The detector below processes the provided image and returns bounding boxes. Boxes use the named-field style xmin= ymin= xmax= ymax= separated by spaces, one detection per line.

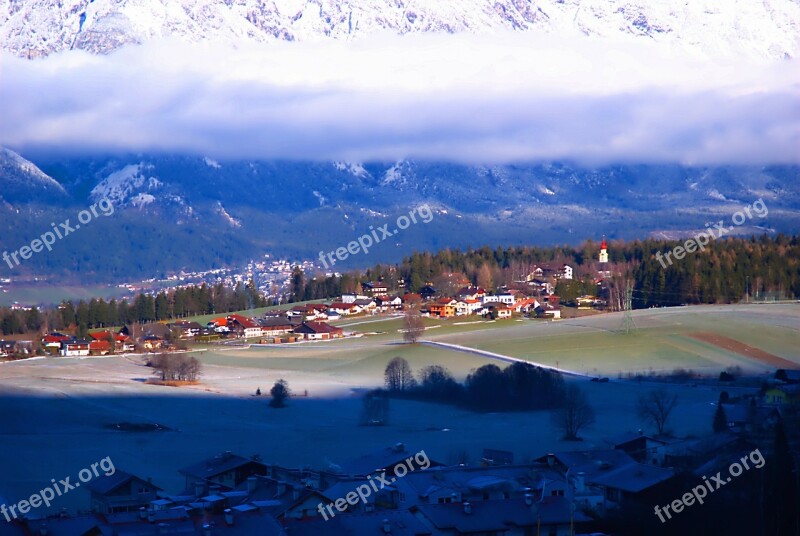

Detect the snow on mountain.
xmin=334 ymin=161 xmax=370 ymax=179
xmin=0 ymin=147 xmax=67 ymax=195
xmin=1 ymin=0 xmax=798 ymax=60
xmin=215 ymin=201 xmax=241 ymax=227
xmin=90 ymin=162 xmax=162 ymax=205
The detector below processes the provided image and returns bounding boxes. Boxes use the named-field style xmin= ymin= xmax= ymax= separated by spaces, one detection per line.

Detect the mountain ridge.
xmin=2 ymin=0 xmax=798 ymax=60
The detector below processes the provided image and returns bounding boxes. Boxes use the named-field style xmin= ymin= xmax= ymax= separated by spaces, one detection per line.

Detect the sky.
xmin=1 ymin=32 xmax=798 ymax=165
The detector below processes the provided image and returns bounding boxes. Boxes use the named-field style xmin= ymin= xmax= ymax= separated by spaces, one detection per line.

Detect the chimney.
xmin=575 ymin=472 xmax=586 ymax=493
xmin=247 ymin=476 xmax=258 ymax=493
xmin=202 ymin=524 xmax=212 ymax=536
xmin=546 ymin=453 xmax=555 ymax=467
xmin=138 ymin=507 xmax=147 ymax=520
xmin=382 ymin=519 xmax=392 ymax=533
xmin=524 ymin=494 xmax=533 ymax=506
xmin=292 ymin=486 xmax=301 ymax=501
xmin=157 ymin=523 xmax=168 ymax=535
xmin=277 ymin=481 xmax=287 ymax=495
xmin=463 ymin=502 xmax=472 ymax=515
xmin=147 ymin=511 xmax=155 ymax=523
xmin=224 ymin=509 xmax=234 ymax=526
xmin=194 ymin=481 xmax=206 ymax=498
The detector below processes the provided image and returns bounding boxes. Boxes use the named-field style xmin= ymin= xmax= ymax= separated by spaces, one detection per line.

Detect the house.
xmin=258 ymin=316 xmax=295 ymax=337
xmin=86 ymin=470 xmax=162 ymax=514
xmin=376 ymin=295 xmax=403 ymax=310
xmin=328 ymin=302 xmax=359 ymax=316
xmin=60 ymin=338 xmax=90 ymax=356
xmin=764 ymin=385 xmax=800 ymax=406
xmin=491 ymin=305 xmax=513 ymax=319
xmin=227 ymin=314 xmax=263 ymax=338
xmin=42 ymin=332 xmax=70 ymax=352
xmin=89 ymin=339 xmax=112 ymax=355
xmin=482 ymin=293 xmax=514 ymax=306
xmin=89 ymin=331 xmax=134 ymax=352
xmin=419 ymin=285 xmax=437 ymax=300
xmin=168 ymin=320 xmax=204 ymax=338
xmin=341 ymin=293 xmax=369 ymax=303
xmin=361 ymin=281 xmax=389 ymax=297
xmin=289 ymin=304 xmax=328 ymax=321
xmin=293 ymin=321 xmax=344 ymax=340
xmin=535 ymin=450 xmax=674 ymax=507
xmin=456 ymin=287 xmax=486 ymax=301
xmin=353 ymin=298 xmax=377 ymax=311
xmin=605 ymin=431 xmax=670 ymax=465
xmin=180 ymin=452 xmax=268 ymax=495
xmin=142 ymin=335 xmax=165 ymax=351
xmin=429 ymin=298 xmax=457 ymax=318
xmin=557 ymin=264 xmax=573 ymax=280
xmin=455 ymin=299 xmax=482 ymax=316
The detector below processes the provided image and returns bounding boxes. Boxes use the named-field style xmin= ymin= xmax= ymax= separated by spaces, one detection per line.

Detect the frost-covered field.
xmin=0 ymin=304 xmax=794 ymax=515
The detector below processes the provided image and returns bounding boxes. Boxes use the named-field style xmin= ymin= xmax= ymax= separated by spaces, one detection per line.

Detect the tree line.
xmin=288 ymin=234 xmax=799 ymax=307
xmin=0 ymin=280 xmax=268 ymax=337
xmin=383 ymin=357 xmax=567 ymax=412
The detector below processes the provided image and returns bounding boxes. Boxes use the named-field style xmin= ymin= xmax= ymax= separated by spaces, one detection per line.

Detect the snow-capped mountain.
xmin=0 ymin=147 xmax=67 ymax=203
xmin=1 ymin=0 xmax=798 ymax=60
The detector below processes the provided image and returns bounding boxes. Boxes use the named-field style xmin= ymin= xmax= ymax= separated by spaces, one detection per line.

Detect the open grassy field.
xmin=0 ymin=303 xmax=794 ymax=516
xmin=424 ymin=303 xmax=800 ymax=376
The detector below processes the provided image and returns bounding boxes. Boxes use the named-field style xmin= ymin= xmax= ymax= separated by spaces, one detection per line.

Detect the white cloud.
xmin=1 ymin=32 xmax=798 ymax=165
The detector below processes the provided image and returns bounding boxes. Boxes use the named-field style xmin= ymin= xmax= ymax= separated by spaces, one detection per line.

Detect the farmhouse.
xmin=86 ymin=470 xmax=162 ymax=514
xmin=60 ymin=338 xmax=90 ymax=356
xmin=179 ymin=451 xmax=268 ymax=494
xmin=293 ymin=321 xmax=344 ymax=340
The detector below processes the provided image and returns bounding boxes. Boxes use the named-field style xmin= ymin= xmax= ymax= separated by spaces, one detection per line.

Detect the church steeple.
xmin=599 ymin=236 xmax=609 ymax=264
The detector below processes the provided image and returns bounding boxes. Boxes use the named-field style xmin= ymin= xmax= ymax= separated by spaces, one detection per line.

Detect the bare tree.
xmin=552 ymin=384 xmax=595 ymax=440
xmin=637 ymin=389 xmax=678 ymax=436
xmin=148 ymin=353 xmax=201 ymax=382
xmin=384 ymin=357 xmax=416 ymax=392
xmin=403 ymin=298 xmax=425 ymax=344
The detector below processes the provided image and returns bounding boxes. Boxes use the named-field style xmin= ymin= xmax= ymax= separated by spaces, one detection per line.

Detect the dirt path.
xmin=420 ymin=341 xmax=590 ymax=377
xmin=688 ymin=332 xmax=798 ymax=369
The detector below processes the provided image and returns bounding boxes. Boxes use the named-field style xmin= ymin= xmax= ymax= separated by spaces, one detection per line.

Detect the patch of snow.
xmin=91 ymin=163 xmax=160 ymax=205
xmin=312 ymin=190 xmax=327 ymax=206
xmin=203 ymin=157 xmax=221 ymax=169
xmin=215 ymin=201 xmax=241 ymax=227
xmin=334 ymin=161 xmax=370 ymax=178
xmin=129 ymin=193 xmax=156 ymax=207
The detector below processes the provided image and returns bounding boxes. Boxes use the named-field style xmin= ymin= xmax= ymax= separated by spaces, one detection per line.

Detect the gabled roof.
xmin=228 ymin=314 xmax=258 ymax=329
xmin=293 ymin=321 xmax=343 ymax=335
xmin=84 ymin=470 xmax=162 ymax=495
xmin=179 ymin=452 xmax=262 ymax=480
xmin=590 ymin=462 xmax=674 ymax=493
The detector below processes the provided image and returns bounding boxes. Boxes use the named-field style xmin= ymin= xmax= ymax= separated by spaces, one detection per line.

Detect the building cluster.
xmin=6 ymin=418 xmax=783 ymax=536
xmin=0 ymin=439 xmax=672 ymax=536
